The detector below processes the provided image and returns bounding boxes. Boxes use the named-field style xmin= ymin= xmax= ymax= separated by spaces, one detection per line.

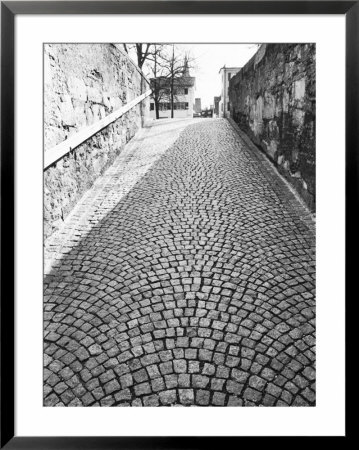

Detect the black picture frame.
xmin=1 ymin=1 xmax=355 ymax=448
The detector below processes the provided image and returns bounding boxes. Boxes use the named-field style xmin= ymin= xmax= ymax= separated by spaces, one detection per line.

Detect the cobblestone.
xmin=44 ymin=118 xmax=315 ymax=407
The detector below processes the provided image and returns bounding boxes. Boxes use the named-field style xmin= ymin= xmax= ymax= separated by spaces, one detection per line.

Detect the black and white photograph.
xmin=43 ymin=42 xmax=316 ymax=408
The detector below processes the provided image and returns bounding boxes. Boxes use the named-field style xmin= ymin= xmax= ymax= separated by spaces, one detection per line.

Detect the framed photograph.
xmin=1 ymin=0 xmax=354 ymax=447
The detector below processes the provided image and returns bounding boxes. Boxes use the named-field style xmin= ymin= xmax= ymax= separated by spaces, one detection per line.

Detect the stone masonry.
xmin=44 ymin=44 xmax=149 ymax=239
xmin=229 ymin=44 xmax=316 ymax=210
xmin=44 ymin=119 xmax=315 ymax=407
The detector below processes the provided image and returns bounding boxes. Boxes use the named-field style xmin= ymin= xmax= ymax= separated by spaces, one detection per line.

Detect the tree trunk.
xmin=155 ymin=98 xmax=160 ymax=119
xmin=170 ymin=74 xmax=174 ymax=119
xmin=140 ymin=77 xmax=144 ymax=127
xmin=171 ymin=87 xmax=174 ymax=119
xmin=153 ymin=45 xmax=160 ymax=120
xmin=170 ymin=45 xmax=175 ymax=119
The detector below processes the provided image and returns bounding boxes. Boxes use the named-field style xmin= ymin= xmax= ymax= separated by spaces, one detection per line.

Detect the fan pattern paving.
xmin=44 ymin=119 xmax=315 ymax=407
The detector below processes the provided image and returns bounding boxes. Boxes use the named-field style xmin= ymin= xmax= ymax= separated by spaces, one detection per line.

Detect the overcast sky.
xmin=176 ymin=44 xmax=260 ymax=108
xmin=132 ymin=44 xmax=260 ymax=109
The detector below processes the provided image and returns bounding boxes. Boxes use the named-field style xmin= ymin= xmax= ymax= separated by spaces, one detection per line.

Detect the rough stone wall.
xmin=44 ymin=44 xmax=149 ymax=239
xmin=229 ymin=44 xmax=316 ymax=210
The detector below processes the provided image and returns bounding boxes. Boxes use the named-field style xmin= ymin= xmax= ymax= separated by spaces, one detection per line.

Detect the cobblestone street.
xmin=44 ymin=118 xmax=315 ymax=407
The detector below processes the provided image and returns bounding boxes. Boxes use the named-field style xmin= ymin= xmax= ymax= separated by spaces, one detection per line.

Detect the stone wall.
xmin=229 ymin=44 xmax=316 ymax=210
xmin=44 ymin=44 xmax=149 ymax=239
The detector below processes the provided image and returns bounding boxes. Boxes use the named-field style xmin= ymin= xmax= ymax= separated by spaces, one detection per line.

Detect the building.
xmin=214 ymin=96 xmax=221 ymax=117
xmin=218 ymin=66 xmax=241 ymax=118
xmin=149 ymin=72 xmax=195 ymax=119
xmin=194 ymin=98 xmax=202 ymax=114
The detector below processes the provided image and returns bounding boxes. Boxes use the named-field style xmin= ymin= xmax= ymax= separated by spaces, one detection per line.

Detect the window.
xmin=177 ymin=103 xmax=185 ymax=110
xmin=150 ymin=103 xmax=154 ymax=111
xmin=159 ymin=102 xmax=190 ymax=111
xmin=174 ymin=102 xmax=185 ymax=110
xmin=159 ymin=103 xmax=171 ymax=111
xmin=227 ymin=102 xmax=230 ymax=111
xmin=174 ymin=88 xmax=188 ymax=96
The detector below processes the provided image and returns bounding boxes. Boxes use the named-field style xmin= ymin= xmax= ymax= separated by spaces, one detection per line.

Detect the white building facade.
xmin=149 ymin=76 xmax=195 ymax=119
xmin=218 ymin=66 xmax=241 ymax=118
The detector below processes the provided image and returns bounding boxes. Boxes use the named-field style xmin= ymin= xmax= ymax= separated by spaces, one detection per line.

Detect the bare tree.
xmin=148 ymin=45 xmax=168 ymax=119
xmin=161 ymin=46 xmax=195 ymax=118
xmin=122 ymin=43 xmax=154 ymax=69
xmin=123 ymin=44 xmax=195 ymax=119
xmin=135 ymin=43 xmax=152 ymax=69
xmin=123 ymin=43 xmax=163 ymax=122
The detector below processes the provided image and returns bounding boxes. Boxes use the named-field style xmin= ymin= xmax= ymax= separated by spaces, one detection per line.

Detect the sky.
xmin=127 ymin=44 xmax=260 ymax=109
xmin=176 ymin=44 xmax=260 ymax=108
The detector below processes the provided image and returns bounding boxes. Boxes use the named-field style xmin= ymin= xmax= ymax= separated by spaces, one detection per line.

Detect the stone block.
xmin=292 ymin=108 xmax=305 ymax=127
xmin=67 ymin=76 xmax=87 ymax=101
xmin=87 ymin=86 xmax=103 ymax=104
xmin=59 ymin=98 xmax=76 ymax=127
xmin=293 ymin=77 xmax=306 ymax=100
xmin=263 ymin=93 xmax=275 ymax=120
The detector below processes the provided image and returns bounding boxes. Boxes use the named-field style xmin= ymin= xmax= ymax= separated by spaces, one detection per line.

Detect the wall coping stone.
xmin=44 ymin=88 xmax=152 ymax=170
